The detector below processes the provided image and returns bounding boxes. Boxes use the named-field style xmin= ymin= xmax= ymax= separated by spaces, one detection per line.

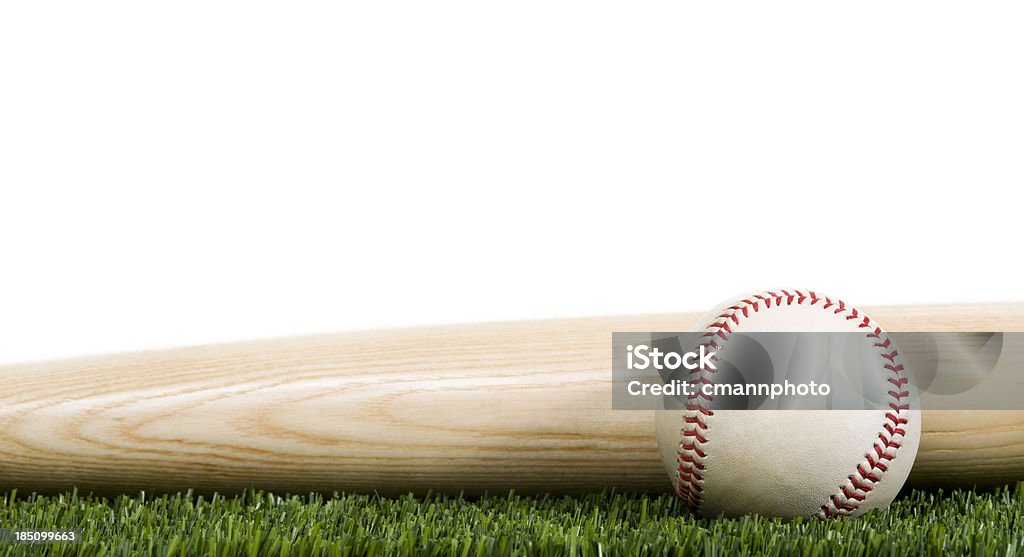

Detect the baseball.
xmin=655 ymin=289 xmax=922 ymax=518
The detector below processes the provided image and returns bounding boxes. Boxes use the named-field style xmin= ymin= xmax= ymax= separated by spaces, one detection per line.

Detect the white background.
xmin=1 ymin=2 xmax=1020 ymax=364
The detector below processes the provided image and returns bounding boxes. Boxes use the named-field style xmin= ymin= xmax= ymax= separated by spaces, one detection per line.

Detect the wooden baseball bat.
xmin=1 ymin=303 xmax=1021 ymax=496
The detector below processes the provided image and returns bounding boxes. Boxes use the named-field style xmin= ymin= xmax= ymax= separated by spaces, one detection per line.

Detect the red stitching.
xmin=681 ymin=443 xmax=706 ymax=458
xmin=673 ymin=289 xmax=910 ymax=520
xmin=848 ymin=475 xmax=873 ymax=492
xmin=878 ymin=433 xmax=902 ymax=449
xmin=842 ymin=486 xmax=865 ymax=501
xmin=686 ymin=404 xmax=713 ymax=417
xmin=679 ymin=465 xmax=703 ymax=481
xmin=831 ymin=495 xmax=857 ymax=512
xmin=885 ymin=413 xmax=908 ymax=425
xmin=682 ymin=429 xmax=709 ymax=443
xmin=708 ymin=321 xmax=733 ymax=334
xmin=679 ymin=454 xmax=706 ymax=470
xmin=883 ymin=424 xmax=907 ymax=436
xmin=865 ymin=453 xmax=888 ymax=472
xmin=857 ymin=463 xmax=881 ymax=482
xmin=684 ymin=416 xmax=708 ymax=429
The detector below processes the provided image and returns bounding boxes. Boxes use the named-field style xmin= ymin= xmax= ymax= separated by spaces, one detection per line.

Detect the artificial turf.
xmin=0 ymin=485 xmax=1021 ymax=556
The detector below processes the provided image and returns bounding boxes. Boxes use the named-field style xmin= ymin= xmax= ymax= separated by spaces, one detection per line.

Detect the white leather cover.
xmin=655 ymin=290 xmax=921 ymax=518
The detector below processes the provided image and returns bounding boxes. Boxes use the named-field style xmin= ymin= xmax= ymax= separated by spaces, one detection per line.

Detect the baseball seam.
xmin=674 ymin=289 xmax=909 ymax=518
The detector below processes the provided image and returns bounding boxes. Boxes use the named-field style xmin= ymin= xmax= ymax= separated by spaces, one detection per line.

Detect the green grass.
xmin=0 ymin=485 xmax=1022 ymax=556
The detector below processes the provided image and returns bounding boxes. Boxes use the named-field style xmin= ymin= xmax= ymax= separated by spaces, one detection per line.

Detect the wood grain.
xmin=0 ymin=303 xmax=1022 ymax=496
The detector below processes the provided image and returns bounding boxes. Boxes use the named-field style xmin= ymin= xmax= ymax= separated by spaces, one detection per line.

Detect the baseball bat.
xmin=1 ymin=303 xmax=1021 ymax=496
